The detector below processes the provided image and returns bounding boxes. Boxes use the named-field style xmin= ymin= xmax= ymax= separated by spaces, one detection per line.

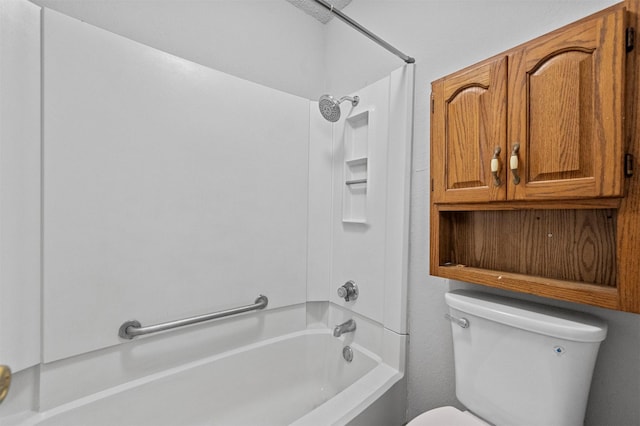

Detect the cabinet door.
xmin=431 ymin=56 xmax=507 ymax=203
xmin=508 ymin=7 xmax=626 ymax=200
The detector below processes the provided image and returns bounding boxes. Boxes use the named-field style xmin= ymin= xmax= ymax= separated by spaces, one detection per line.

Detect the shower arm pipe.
xmin=311 ymin=0 xmax=415 ymax=64
xmin=118 ymin=295 xmax=268 ymax=339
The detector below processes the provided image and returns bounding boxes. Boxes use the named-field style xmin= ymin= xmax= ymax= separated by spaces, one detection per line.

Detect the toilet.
xmin=409 ymin=290 xmax=607 ymax=426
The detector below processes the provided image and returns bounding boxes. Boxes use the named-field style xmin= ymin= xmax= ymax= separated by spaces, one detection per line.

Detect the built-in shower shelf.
xmin=345 ymin=178 xmax=368 ymax=186
xmin=343 ymin=112 xmax=370 ymax=224
xmin=343 ymin=158 xmax=368 ymax=223
xmin=345 ymin=159 xmax=368 ymax=185
xmin=346 ymin=157 xmax=367 ymax=164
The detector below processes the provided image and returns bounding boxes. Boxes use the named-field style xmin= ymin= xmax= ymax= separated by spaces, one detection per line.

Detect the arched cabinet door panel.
xmin=508 ymin=6 xmax=626 ymax=200
xmin=431 ymin=56 xmax=507 ymax=204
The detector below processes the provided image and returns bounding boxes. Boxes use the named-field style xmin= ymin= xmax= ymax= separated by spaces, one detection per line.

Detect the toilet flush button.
xmin=553 ymin=346 xmax=566 ymax=356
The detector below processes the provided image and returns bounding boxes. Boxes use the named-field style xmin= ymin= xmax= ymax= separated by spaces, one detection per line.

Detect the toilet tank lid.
xmin=445 ymin=291 xmax=607 ymax=342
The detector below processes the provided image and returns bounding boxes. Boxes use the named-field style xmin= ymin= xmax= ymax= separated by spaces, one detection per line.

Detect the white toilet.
xmin=409 ymin=290 xmax=607 ymax=426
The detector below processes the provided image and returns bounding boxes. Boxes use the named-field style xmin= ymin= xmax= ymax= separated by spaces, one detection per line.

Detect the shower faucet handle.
xmin=337 ymin=281 xmax=359 ymax=302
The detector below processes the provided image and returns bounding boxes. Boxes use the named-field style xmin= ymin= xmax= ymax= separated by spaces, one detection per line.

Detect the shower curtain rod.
xmin=311 ymin=0 xmax=415 ymax=64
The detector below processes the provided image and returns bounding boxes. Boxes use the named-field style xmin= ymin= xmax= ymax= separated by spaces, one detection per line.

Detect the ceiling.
xmin=285 ymin=0 xmax=352 ymax=24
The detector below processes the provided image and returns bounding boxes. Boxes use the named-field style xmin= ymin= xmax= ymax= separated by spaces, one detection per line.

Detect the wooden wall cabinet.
xmin=430 ymin=2 xmax=640 ymax=313
xmin=432 ymin=6 xmax=626 ymax=204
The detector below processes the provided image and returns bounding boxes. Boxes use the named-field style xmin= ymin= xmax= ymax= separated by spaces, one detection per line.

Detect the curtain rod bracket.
xmin=312 ymin=0 xmax=415 ymax=64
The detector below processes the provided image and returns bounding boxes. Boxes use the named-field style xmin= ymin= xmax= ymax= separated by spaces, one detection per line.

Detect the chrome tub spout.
xmin=333 ymin=319 xmax=356 ymax=337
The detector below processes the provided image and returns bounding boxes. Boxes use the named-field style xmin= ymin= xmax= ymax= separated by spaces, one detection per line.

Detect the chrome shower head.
xmin=318 ymin=94 xmax=359 ymax=122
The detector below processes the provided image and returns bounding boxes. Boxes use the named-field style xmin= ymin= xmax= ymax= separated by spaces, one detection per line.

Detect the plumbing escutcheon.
xmin=343 ymin=346 xmax=354 ymax=363
xmin=337 ymin=281 xmax=359 ymax=302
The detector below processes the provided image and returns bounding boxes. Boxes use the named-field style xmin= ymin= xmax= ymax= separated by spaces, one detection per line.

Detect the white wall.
xmin=323 ymin=1 xmax=640 ymax=425
xmin=42 ymin=8 xmax=309 ymax=362
xmin=0 ymin=0 xmax=41 ymax=373
xmin=30 ymin=0 xmax=327 ymax=100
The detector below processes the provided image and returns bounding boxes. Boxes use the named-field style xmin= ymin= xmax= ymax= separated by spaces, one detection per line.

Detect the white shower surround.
xmin=0 ymin=1 xmax=413 ymax=423
xmin=41 ymin=7 xmax=310 ymax=363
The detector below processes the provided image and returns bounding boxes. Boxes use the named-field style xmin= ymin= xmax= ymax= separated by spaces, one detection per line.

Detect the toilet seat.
xmin=407 ymin=406 xmax=490 ymax=426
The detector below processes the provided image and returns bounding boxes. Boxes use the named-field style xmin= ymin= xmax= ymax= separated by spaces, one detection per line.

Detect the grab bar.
xmin=118 ymin=295 xmax=268 ymax=339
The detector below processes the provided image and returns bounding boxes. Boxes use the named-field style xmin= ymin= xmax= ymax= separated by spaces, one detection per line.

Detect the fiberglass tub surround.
xmin=0 ymin=2 xmax=413 ymax=425
xmin=5 ymin=306 xmax=407 ymax=426
xmin=23 ymin=331 xmax=402 ymax=426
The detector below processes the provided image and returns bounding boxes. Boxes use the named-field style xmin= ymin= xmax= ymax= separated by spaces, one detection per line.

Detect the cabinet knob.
xmin=0 ymin=365 xmax=11 ymax=405
xmin=510 ymin=143 xmax=521 ymax=185
xmin=491 ymin=146 xmax=502 ymax=186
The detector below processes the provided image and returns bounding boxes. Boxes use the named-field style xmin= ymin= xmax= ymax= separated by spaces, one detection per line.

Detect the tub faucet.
xmin=333 ymin=319 xmax=356 ymax=337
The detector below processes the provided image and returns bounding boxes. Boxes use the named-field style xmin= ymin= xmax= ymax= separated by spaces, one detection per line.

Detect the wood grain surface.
xmin=430 ymin=1 xmax=640 ymax=312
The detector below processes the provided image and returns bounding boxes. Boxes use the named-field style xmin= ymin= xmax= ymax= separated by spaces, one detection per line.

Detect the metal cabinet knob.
xmin=0 ymin=365 xmax=11 ymax=405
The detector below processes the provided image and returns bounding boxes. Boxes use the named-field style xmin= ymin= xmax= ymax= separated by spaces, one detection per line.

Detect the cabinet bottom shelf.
xmin=432 ymin=265 xmax=619 ymax=310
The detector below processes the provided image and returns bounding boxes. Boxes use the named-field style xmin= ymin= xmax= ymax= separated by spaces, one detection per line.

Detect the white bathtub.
xmin=16 ymin=330 xmax=403 ymax=426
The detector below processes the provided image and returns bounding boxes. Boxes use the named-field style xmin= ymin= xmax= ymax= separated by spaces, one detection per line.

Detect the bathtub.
xmin=15 ymin=329 xmax=404 ymax=426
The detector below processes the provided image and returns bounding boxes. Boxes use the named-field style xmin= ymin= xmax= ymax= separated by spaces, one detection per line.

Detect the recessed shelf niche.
xmin=343 ymin=110 xmax=370 ymax=224
xmin=437 ymin=208 xmax=617 ymax=287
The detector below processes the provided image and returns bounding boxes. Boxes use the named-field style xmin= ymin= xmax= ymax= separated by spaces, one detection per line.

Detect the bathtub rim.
xmin=8 ymin=328 xmax=403 ymax=426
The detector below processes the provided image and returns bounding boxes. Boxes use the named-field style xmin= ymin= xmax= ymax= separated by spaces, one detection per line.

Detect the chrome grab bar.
xmin=118 ymin=295 xmax=268 ymax=340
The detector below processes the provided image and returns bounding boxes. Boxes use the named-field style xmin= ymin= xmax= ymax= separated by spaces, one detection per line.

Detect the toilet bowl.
xmin=408 ymin=406 xmax=489 ymax=425
xmin=409 ymin=290 xmax=607 ymax=426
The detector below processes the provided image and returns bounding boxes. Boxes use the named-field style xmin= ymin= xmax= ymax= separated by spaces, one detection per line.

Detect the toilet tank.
xmin=446 ymin=290 xmax=607 ymax=426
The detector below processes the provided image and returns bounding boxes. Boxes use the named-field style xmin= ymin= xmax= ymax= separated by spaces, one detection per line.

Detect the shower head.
xmin=318 ymin=94 xmax=360 ymax=122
